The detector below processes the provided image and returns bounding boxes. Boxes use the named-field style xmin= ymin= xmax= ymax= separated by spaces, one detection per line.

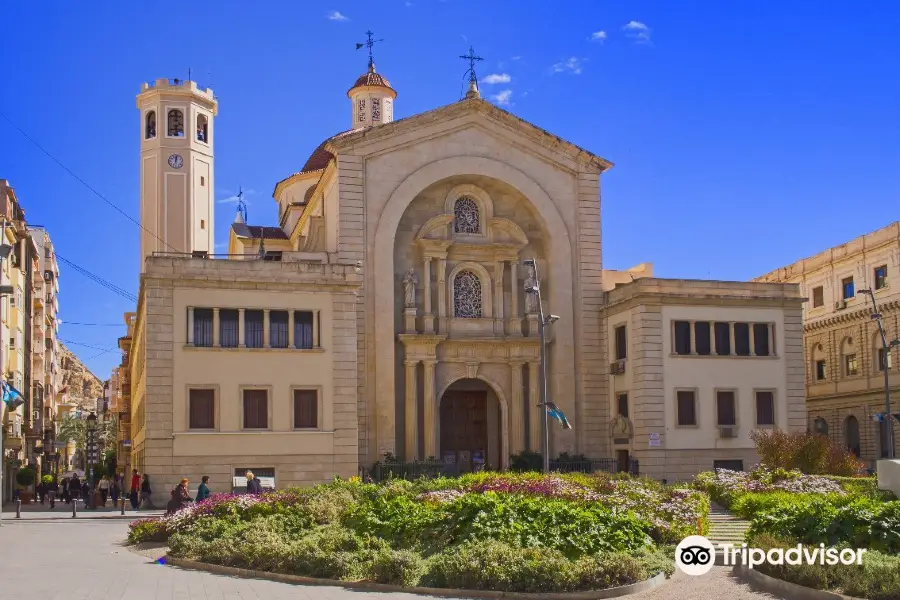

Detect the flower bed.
xmin=128 ymin=473 xmax=703 ymax=592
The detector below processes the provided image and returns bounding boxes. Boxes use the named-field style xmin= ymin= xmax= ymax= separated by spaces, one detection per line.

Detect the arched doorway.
xmin=440 ymin=378 xmax=503 ymax=472
xmin=844 ymin=416 xmax=861 ymax=457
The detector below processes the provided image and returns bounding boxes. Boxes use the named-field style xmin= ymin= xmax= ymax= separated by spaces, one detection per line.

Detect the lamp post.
xmin=523 ymin=258 xmax=560 ymax=474
xmin=0 ymin=221 xmax=16 ymax=526
xmin=86 ymin=412 xmax=98 ymax=509
xmin=859 ymin=288 xmax=899 ymax=460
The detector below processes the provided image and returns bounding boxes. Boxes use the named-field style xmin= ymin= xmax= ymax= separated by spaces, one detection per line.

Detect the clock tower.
xmin=136 ymin=78 xmax=218 ymax=271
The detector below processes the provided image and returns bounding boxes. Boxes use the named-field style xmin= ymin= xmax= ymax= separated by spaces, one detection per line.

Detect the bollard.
xmin=72 ymin=499 xmax=77 ymax=518
xmin=15 ymin=499 xmax=21 ymax=519
xmin=120 ymin=496 xmax=125 ymax=515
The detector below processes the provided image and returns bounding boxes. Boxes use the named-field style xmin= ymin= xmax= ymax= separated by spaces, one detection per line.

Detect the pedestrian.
xmin=47 ymin=477 xmax=58 ymax=509
xmin=98 ymin=475 xmax=110 ymax=507
xmin=61 ymin=475 xmax=70 ymax=504
xmin=110 ymin=474 xmax=121 ymax=507
xmin=70 ymin=474 xmax=81 ymax=504
xmin=195 ymin=475 xmax=211 ymax=502
xmin=245 ymin=471 xmax=262 ymax=495
xmin=140 ymin=474 xmax=155 ymax=509
xmin=166 ymin=478 xmax=192 ymax=515
xmin=81 ymin=480 xmax=90 ymax=505
xmin=129 ymin=469 xmax=140 ymax=510
xmin=37 ymin=478 xmax=46 ymax=504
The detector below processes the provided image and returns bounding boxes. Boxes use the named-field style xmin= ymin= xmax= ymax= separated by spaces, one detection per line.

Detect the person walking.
xmin=139 ymin=474 xmax=155 ymax=509
xmin=37 ymin=478 xmax=46 ymax=505
xmin=47 ymin=477 xmax=58 ymax=509
xmin=70 ymin=474 xmax=81 ymax=504
xmin=195 ymin=475 xmax=211 ymax=502
xmin=129 ymin=470 xmax=140 ymax=510
xmin=166 ymin=478 xmax=192 ymax=515
xmin=110 ymin=474 xmax=121 ymax=507
xmin=98 ymin=476 xmax=110 ymax=507
xmin=245 ymin=471 xmax=262 ymax=495
xmin=61 ymin=475 xmax=70 ymax=504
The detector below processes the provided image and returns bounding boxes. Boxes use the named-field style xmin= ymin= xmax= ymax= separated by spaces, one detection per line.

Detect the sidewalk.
xmin=1 ymin=500 xmax=164 ymax=521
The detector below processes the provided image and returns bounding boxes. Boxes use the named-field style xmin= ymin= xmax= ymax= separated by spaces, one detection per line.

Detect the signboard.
xmin=648 ymin=432 xmax=661 ymax=447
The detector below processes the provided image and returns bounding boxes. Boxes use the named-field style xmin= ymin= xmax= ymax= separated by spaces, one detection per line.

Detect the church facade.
xmin=126 ymin=59 xmax=806 ymax=500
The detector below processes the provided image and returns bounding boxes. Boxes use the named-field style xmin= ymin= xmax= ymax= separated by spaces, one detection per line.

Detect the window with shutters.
xmin=293 ymin=389 xmax=319 ymax=429
xmin=188 ymin=388 xmax=215 ymax=429
xmin=294 ymin=311 xmax=314 ymax=349
xmin=811 ymin=286 xmax=824 ymax=308
xmin=673 ymin=321 xmax=691 ymax=355
xmin=242 ymin=389 xmax=269 ymax=429
xmin=676 ymin=390 xmax=697 ymax=426
xmin=755 ymin=390 xmax=775 ymax=426
xmin=753 ymin=323 xmax=771 ymax=356
xmin=245 ymin=310 xmax=264 ymax=348
xmin=193 ymin=308 xmax=213 ymax=347
xmin=716 ymin=390 xmax=736 ymax=426
xmin=714 ymin=322 xmax=731 ymax=355
xmin=616 ymin=393 xmax=628 ymax=418
xmin=614 ymin=325 xmax=627 ymax=360
xmin=694 ymin=321 xmax=711 ymax=355
xmin=219 ymin=309 xmax=239 ymax=347
xmin=734 ymin=323 xmax=751 ymax=356
xmin=269 ymin=310 xmax=289 ymax=348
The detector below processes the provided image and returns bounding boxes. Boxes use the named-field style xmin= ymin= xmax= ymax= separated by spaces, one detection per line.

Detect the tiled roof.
xmin=350 ymin=71 xmax=393 ymax=91
xmin=299 ymin=129 xmax=356 ymax=174
xmin=231 ymin=223 xmax=289 ymax=240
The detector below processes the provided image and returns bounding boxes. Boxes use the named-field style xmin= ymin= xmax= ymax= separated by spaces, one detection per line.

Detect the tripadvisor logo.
xmin=675 ymin=536 xmax=867 ymax=576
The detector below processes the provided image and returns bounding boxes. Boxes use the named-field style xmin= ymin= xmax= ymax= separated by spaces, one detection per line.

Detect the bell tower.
xmin=348 ymin=31 xmax=396 ymax=129
xmin=136 ymin=78 xmax=218 ymax=271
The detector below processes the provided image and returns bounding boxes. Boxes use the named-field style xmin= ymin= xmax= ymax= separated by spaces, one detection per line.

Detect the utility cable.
xmin=59 ymin=322 xmax=125 ymax=327
xmin=55 ymin=253 xmax=137 ymax=303
xmin=60 ymin=339 xmax=119 ymax=353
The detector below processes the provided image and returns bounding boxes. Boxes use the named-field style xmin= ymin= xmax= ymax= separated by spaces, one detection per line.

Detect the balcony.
xmin=34 ymin=294 xmax=43 ymax=309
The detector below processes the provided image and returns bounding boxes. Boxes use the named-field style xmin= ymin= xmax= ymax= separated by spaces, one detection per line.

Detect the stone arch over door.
xmin=438 ymin=373 xmax=510 ymax=470
xmin=372 ymin=155 xmax=576 ymax=462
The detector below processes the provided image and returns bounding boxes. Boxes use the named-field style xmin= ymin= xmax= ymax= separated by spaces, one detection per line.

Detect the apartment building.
xmin=755 ymin=222 xmax=900 ymax=468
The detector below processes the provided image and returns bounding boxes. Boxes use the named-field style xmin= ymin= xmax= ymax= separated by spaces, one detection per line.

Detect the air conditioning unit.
xmin=609 ymin=359 xmax=626 ymax=375
xmin=834 ymin=300 xmax=846 ymax=310
xmin=719 ymin=426 xmax=737 ymax=438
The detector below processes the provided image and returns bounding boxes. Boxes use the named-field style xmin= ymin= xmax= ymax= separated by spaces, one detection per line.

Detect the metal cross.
xmin=356 ymin=30 xmax=384 ymax=70
xmin=237 ymin=186 xmax=248 ymax=223
xmin=459 ymin=45 xmax=483 ymax=83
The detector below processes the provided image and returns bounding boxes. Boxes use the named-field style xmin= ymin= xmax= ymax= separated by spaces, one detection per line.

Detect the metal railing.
xmin=548 ymin=458 xmax=639 ymax=475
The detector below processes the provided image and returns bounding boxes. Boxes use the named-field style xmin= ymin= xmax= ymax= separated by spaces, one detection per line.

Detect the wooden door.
xmin=440 ymin=391 xmax=488 ymax=455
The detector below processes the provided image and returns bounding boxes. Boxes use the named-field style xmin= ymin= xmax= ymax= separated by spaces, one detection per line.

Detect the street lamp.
xmin=86 ymin=412 xmax=98 ymax=509
xmin=859 ymin=288 xmax=897 ymax=460
xmin=523 ymin=258 xmax=562 ymax=474
xmin=0 ymin=225 xmax=15 ymax=526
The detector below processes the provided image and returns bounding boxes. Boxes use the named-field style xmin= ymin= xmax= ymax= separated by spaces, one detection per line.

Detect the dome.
xmin=347 ymin=64 xmax=395 ymax=96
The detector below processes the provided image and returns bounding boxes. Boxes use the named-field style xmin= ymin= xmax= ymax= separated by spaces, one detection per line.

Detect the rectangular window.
xmin=617 ymin=393 xmax=628 ymax=418
xmin=878 ymin=348 xmax=893 ymax=371
xmin=676 ymin=390 xmax=697 ymax=426
xmin=845 ymin=353 xmax=858 ymax=376
xmin=614 ymin=325 xmax=627 ymax=360
xmin=200 ymin=176 xmax=205 ymax=186
xmin=842 ymin=277 xmax=855 ymax=300
xmin=269 ymin=310 xmax=289 ymax=348
xmin=193 ymin=308 xmax=213 ymax=347
xmin=242 ymin=389 xmax=268 ymax=429
xmin=815 ymin=359 xmax=827 ymax=381
xmin=716 ymin=390 xmax=736 ymax=426
xmin=713 ymin=459 xmax=744 ymax=472
xmin=188 ymin=388 xmax=215 ymax=429
xmin=673 ymin=321 xmax=691 ymax=355
xmin=294 ymin=311 xmax=314 ymax=349
xmin=245 ymin=310 xmax=264 ymax=348
xmin=874 ymin=265 xmax=888 ymax=290
xmin=755 ymin=391 xmax=775 ymax=426
xmin=219 ymin=309 xmax=239 ymax=348
xmin=714 ymin=322 xmax=731 ymax=355
xmin=734 ymin=323 xmax=751 ymax=356
xmin=694 ymin=321 xmax=711 ymax=355
xmin=293 ymin=389 xmax=318 ymax=429
xmin=753 ymin=323 xmax=771 ymax=356
xmin=812 ymin=286 xmax=824 ymax=308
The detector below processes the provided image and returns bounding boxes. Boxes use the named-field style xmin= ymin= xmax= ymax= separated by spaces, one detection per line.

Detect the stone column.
xmin=509 ymin=361 xmax=525 ymax=455
xmin=288 ymin=311 xmax=295 ymax=348
xmin=494 ymin=261 xmax=505 ymax=335
xmin=709 ymin=321 xmax=716 ymax=355
xmin=509 ymin=261 xmax=521 ymax=336
xmin=313 ymin=310 xmax=320 ymax=347
xmin=768 ymin=323 xmax=775 ymax=356
xmin=729 ymin=321 xmax=736 ymax=356
xmin=528 ymin=361 xmax=541 ymax=452
xmin=689 ymin=320 xmax=696 ymax=354
xmin=423 ymin=360 xmax=437 ymax=459
xmin=212 ymin=308 xmax=220 ymax=347
xmin=187 ymin=307 xmax=195 ymax=345
xmin=749 ymin=323 xmax=756 ymax=356
xmin=437 ymin=259 xmax=447 ymax=332
xmin=238 ymin=309 xmax=245 ymax=347
xmin=423 ymin=258 xmax=434 ymax=333
xmin=405 ymin=359 xmax=419 ymax=461
xmin=263 ymin=309 xmax=271 ymax=348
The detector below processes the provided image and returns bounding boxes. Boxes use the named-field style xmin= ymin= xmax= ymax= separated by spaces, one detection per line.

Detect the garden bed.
xmin=128 ymin=472 xmax=706 ymax=593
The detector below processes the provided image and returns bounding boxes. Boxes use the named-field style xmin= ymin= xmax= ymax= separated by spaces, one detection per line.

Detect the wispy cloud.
xmin=217 ymin=188 xmax=257 ymax=204
xmin=511 ymin=56 xmax=522 ymax=61
xmin=214 ymin=242 xmax=228 ymax=251
xmin=483 ymin=73 xmax=511 ymax=85
xmin=491 ymin=90 xmax=512 ymax=106
xmin=327 ymin=10 xmax=348 ymax=21
xmin=405 ymin=0 xmax=413 ymax=5
xmin=590 ymin=31 xmax=607 ymax=42
xmin=551 ymin=57 xmax=584 ymax=75
xmin=623 ymin=21 xmax=652 ymax=44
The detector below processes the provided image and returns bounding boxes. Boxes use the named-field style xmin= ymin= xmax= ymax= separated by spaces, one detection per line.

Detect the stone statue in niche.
xmin=524 ymin=264 xmax=539 ymax=314
xmin=402 ymin=268 xmax=419 ymax=308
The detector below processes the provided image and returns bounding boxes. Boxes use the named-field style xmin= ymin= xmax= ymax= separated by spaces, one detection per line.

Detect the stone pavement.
xmin=2 ymin=500 xmax=165 ymax=521
xmin=0 ymin=519 xmax=779 ymax=600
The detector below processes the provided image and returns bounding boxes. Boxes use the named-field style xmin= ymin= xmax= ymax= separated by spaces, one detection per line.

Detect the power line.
xmin=61 ymin=339 xmax=119 ymax=353
xmin=60 ymin=321 xmax=126 ymax=327
xmin=0 ymin=109 xmax=177 ymax=253
xmin=55 ymin=253 xmax=137 ymax=303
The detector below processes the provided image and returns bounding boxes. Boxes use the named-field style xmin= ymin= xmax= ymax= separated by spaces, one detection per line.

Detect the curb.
xmin=732 ymin=563 xmax=863 ymax=600
xmin=165 ymin=557 xmax=667 ymax=599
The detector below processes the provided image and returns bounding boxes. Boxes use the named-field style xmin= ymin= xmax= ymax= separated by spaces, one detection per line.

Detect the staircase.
xmin=708 ymin=503 xmax=750 ymax=565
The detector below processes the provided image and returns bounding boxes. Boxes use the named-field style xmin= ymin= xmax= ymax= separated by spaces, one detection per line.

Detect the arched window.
xmin=145 ymin=111 xmax=156 ymax=139
xmin=813 ymin=417 xmax=829 ymax=436
xmin=453 ymin=270 xmax=482 ymax=318
xmin=167 ymin=109 xmax=184 ymax=137
xmin=811 ymin=343 xmax=828 ymax=382
xmin=844 ymin=415 xmax=860 ymax=457
xmin=454 ymin=197 xmax=480 ymax=234
xmin=196 ymin=114 xmax=208 ymax=142
xmin=840 ymin=336 xmax=857 ymax=377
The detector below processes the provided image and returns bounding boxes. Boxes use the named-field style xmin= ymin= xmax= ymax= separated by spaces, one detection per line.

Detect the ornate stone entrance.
xmin=440 ymin=379 xmax=501 ymax=471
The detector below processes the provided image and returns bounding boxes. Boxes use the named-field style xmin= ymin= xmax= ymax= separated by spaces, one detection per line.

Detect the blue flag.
xmin=1 ymin=380 xmax=25 ymax=410
xmin=545 ymin=401 xmax=572 ymax=430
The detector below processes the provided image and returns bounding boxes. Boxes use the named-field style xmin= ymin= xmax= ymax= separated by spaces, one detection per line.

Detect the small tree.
xmin=751 ymin=429 xmax=864 ymax=476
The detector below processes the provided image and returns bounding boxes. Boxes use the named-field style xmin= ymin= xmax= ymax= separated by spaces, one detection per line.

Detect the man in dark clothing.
xmin=245 ymin=471 xmax=262 ymax=495
xmin=69 ymin=475 xmax=81 ymax=504
xmin=47 ymin=478 xmax=59 ymax=509
xmin=61 ymin=476 xmax=70 ymax=504
xmin=129 ymin=470 xmax=140 ymax=510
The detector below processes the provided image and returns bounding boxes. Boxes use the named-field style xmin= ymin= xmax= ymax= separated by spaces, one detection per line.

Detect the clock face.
xmin=168 ymin=154 xmax=184 ymax=169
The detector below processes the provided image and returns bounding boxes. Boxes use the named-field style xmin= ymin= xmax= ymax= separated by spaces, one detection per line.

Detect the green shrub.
xmin=127 ymin=519 xmax=167 ymax=544
xmin=16 ymin=467 xmax=35 ymax=487
xmin=827 ymin=476 xmax=897 ymax=501
xmin=368 ymin=548 xmax=425 ymax=586
xmin=750 ymin=429 xmax=863 ymax=475
xmin=509 ymin=451 xmax=543 ymax=472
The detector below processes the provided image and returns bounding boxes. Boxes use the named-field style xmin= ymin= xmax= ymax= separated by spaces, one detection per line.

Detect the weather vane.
xmin=355 ymin=30 xmax=384 ymax=70
xmin=459 ymin=45 xmax=483 ymax=85
xmin=237 ymin=186 xmax=248 ymax=223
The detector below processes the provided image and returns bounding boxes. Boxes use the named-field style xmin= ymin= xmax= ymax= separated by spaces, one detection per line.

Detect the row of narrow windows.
xmin=813 ymin=347 xmax=893 ymax=380
xmin=812 ymin=415 xmax=894 ymax=459
xmin=145 ymin=110 xmax=208 ymax=142
xmin=809 ymin=265 xmax=889 ymax=307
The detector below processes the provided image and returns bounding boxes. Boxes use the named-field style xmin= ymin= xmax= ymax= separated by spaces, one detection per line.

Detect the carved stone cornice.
xmin=804 ymin=299 xmax=900 ymax=333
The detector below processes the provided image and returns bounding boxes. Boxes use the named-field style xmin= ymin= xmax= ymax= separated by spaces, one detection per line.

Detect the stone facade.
xmin=755 ymin=222 xmax=900 ymax=469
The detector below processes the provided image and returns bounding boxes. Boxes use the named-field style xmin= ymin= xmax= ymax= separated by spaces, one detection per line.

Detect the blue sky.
xmin=1 ymin=1 xmax=898 ymax=378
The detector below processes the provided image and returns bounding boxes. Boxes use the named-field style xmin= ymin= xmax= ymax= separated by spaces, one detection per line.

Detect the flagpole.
xmin=1 ymin=216 xmax=6 ymax=525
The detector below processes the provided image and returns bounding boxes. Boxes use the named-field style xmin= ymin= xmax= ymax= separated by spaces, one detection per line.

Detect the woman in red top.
xmin=129 ymin=470 xmax=140 ymax=510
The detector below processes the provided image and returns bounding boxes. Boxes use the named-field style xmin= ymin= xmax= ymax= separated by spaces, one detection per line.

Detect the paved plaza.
xmin=0 ymin=515 xmax=779 ymax=600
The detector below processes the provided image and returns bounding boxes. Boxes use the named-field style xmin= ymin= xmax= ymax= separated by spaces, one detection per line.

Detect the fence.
xmin=548 ymin=458 xmax=639 ymax=475
xmin=360 ymin=457 xmax=638 ymax=482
